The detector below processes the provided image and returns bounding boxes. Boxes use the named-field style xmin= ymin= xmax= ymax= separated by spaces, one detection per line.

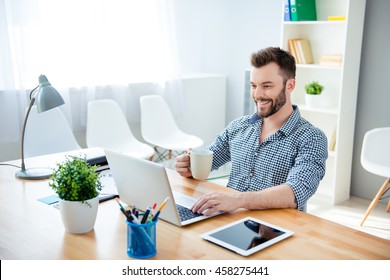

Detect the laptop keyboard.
xmin=176 ymin=204 xmax=203 ymax=222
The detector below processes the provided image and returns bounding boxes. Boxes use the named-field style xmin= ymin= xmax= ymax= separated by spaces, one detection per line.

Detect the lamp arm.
xmin=29 ymin=85 xmax=39 ymax=99
xmin=19 ymin=86 xmax=38 ymax=172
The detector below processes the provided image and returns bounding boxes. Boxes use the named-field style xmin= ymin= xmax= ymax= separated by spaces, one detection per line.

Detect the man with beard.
xmin=175 ymin=47 xmax=328 ymax=214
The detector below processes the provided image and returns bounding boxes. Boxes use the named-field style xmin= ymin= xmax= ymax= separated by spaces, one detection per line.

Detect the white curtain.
xmin=0 ymin=0 xmax=182 ymax=141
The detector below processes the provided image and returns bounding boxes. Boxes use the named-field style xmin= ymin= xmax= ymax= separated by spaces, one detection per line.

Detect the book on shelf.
xmin=284 ymin=0 xmax=291 ymax=21
xmin=328 ymin=16 xmax=346 ymax=21
xmin=290 ymin=0 xmax=317 ymax=21
xmin=329 ymin=126 xmax=337 ymax=152
xmin=319 ymin=53 xmax=343 ymax=66
xmin=297 ymin=39 xmax=313 ymax=64
xmin=293 ymin=39 xmax=303 ymax=63
xmin=288 ymin=38 xmax=313 ymax=64
xmin=288 ymin=38 xmax=299 ymax=63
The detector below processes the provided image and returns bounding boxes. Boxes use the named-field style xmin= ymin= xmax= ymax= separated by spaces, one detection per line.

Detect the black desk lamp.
xmin=15 ymin=75 xmax=65 ymax=180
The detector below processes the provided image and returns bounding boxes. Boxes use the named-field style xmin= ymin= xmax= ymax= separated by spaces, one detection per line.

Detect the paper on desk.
xmin=99 ymin=170 xmax=119 ymax=196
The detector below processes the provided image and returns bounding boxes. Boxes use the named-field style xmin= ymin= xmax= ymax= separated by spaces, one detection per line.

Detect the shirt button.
xmin=249 ymin=172 xmax=254 ymax=177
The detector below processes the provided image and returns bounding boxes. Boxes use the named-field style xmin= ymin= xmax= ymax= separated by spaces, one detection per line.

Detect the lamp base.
xmin=15 ymin=167 xmax=53 ymax=180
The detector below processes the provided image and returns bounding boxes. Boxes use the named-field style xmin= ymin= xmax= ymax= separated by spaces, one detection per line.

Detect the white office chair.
xmin=86 ymin=99 xmax=154 ymax=160
xmin=360 ymin=127 xmax=390 ymax=226
xmin=24 ymin=105 xmax=81 ymax=157
xmin=139 ymin=95 xmax=203 ymax=161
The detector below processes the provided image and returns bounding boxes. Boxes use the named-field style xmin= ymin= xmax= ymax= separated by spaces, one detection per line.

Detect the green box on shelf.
xmin=290 ymin=0 xmax=317 ymax=21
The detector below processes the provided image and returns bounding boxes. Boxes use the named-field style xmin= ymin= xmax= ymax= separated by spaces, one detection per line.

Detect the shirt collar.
xmin=248 ymin=105 xmax=301 ymax=137
xmin=279 ymin=105 xmax=300 ymax=136
xmin=249 ymin=113 xmax=261 ymax=124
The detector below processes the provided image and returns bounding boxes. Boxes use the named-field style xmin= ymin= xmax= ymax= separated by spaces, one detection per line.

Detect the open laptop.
xmin=104 ymin=148 xmax=222 ymax=226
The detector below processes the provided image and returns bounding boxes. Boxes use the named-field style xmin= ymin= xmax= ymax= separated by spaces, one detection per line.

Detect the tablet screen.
xmin=200 ymin=217 xmax=294 ymax=256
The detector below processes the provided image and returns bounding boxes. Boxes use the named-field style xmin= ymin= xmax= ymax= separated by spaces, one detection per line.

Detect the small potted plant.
xmin=304 ymin=81 xmax=325 ymax=108
xmin=49 ymin=155 xmax=103 ymax=234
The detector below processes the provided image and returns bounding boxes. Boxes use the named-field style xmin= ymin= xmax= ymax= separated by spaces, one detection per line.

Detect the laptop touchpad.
xmin=173 ymin=191 xmax=196 ymax=208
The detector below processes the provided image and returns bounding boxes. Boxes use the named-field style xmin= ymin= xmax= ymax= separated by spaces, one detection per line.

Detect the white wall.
xmin=176 ymin=74 xmax=226 ymax=147
xmin=173 ymin=0 xmax=281 ymax=123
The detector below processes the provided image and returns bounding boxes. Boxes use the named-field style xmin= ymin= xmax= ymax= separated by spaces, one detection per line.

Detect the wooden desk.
xmin=1 ymin=150 xmax=389 ymax=260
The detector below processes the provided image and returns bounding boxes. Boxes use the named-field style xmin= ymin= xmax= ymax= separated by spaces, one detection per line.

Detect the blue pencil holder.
xmin=126 ymin=219 xmax=157 ymax=259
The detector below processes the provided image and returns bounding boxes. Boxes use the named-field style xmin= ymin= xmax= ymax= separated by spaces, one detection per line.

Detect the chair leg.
xmin=386 ymin=196 xmax=390 ymax=212
xmin=151 ymin=146 xmax=170 ymax=162
xmin=360 ymin=177 xmax=390 ymax=226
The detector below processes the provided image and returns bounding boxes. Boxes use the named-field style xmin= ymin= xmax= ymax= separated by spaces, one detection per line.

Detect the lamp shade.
xmin=37 ymin=75 xmax=64 ymax=113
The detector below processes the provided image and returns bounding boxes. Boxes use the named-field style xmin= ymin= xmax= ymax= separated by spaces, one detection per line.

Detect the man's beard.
xmin=255 ymin=86 xmax=287 ymax=118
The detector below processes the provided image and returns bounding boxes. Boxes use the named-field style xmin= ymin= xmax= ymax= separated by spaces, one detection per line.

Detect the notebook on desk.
xmin=104 ymin=148 xmax=222 ymax=226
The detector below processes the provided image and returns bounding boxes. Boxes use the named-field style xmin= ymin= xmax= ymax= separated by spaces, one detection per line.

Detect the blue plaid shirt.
xmin=207 ymin=105 xmax=328 ymax=211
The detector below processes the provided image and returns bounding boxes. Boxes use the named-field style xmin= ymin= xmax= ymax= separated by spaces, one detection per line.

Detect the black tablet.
xmin=200 ymin=217 xmax=294 ymax=256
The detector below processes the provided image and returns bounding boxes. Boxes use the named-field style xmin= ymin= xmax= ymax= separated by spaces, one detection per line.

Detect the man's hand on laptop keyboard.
xmin=191 ymin=192 xmax=242 ymax=216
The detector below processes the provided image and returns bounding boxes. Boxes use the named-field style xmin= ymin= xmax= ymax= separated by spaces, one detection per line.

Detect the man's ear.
xmin=287 ymin=78 xmax=296 ymax=92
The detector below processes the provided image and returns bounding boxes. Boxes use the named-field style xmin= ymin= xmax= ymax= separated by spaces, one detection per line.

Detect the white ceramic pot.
xmin=305 ymin=93 xmax=323 ymax=109
xmin=59 ymin=196 xmax=99 ymax=234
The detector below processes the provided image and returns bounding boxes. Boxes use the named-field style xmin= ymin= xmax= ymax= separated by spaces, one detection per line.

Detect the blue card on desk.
xmin=38 ymin=193 xmax=118 ymax=205
xmin=38 ymin=194 xmax=59 ymax=205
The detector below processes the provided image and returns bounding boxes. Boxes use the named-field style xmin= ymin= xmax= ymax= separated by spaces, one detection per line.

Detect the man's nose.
xmin=252 ymin=87 xmax=263 ymax=99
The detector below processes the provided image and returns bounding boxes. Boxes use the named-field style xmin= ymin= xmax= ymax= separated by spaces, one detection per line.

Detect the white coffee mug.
xmin=190 ymin=149 xmax=213 ymax=180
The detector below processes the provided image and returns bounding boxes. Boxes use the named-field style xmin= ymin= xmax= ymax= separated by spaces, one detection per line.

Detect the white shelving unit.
xmin=280 ymin=0 xmax=366 ymax=204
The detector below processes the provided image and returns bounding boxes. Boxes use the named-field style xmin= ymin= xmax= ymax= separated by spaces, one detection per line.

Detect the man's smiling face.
xmin=250 ymin=62 xmax=289 ymax=118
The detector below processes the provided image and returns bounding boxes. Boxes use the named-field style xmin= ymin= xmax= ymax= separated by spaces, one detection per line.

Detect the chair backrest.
xmin=24 ymin=105 xmax=81 ymax=157
xmin=86 ymin=99 xmax=139 ymax=149
xmin=139 ymin=95 xmax=181 ymax=142
xmin=361 ymin=127 xmax=390 ymax=178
